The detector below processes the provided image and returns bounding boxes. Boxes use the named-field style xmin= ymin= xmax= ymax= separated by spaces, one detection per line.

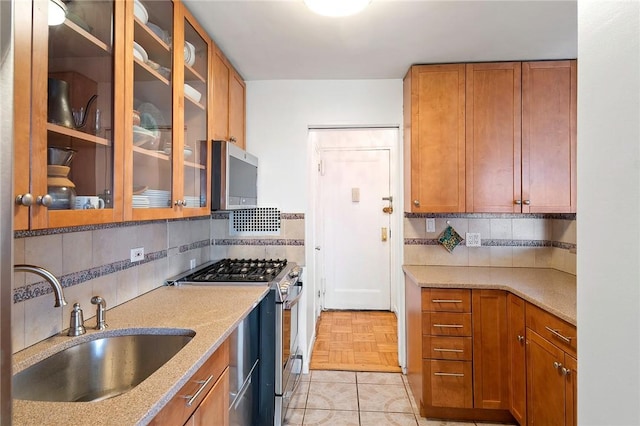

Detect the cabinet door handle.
xmin=514 ymin=199 xmax=522 ymax=205
xmin=523 ymin=199 xmax=531 ymax=205
xmin=545 ymin=326 xmax=573 ymax=344
xmin=37 ymin=194 xmax=53 ymax=207
xmin=229 ymin=136 xmax=237 ymax=143
xmin=553 ymin=361 xmax=563 ymax=370
xmin=433 ymin=348 xmax=463 ymax=353
xmin=433 ymin=324 xmax=463 ymax=328
xmin=413 ymin=200 xmax=420 ymax=207
xmin=15 ymin=193 xmax=34 ymax=206
xmin=561 ymin=367 xmax=571 ymax=376
xmin=434 ymin=372 xmax=464 ymax=377
xmin=431 ymin=299 xmax=463 ymax=303
xmin=183 ymin=374 xmax=214 ymax=407
xmin=517 ymin=335 xmax=525 ymax=343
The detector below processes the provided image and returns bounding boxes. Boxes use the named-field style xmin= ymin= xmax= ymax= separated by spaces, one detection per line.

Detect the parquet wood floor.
xmin=309 ymin=310 xmax=401 ymax=373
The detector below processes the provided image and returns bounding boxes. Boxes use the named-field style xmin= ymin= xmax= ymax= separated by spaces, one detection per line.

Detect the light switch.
xmin=352 ymin=188 xmax=360 ymax=202
xmin=426 ymin=218 xmax=435 ymax=233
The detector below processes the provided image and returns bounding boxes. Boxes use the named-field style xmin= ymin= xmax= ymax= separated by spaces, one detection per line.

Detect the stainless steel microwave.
xmin=211 ymin=140 xmax=258 ymax=210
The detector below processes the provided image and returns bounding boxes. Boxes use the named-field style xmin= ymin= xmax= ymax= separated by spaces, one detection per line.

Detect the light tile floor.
xmin=283 ymin=370 xmax=516 ymax=426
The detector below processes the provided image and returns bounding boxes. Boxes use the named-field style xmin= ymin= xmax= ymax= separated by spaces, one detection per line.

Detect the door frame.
xmin=305 ymin=125 xmax=405 ymax=372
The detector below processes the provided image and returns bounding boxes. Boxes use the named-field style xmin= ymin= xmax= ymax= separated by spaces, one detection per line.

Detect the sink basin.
xmin=13 ymin=331 xmax=195 ymax=402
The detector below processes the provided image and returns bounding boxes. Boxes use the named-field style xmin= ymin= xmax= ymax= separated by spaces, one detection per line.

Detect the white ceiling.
xmin=182 ymin=0 xmax=577 ymax=81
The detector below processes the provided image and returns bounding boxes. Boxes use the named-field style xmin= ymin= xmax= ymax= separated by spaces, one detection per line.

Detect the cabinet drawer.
xmin=526 ymin=303 xmax=576 ymax=357
xmin=150 ymin=339 xmax=230 ymax=425
xmin=422 ymin=336 xmax=472 ymax=361
xmin=422 ymin=289 xmax=471 ymax=312
xmin=423 ymin=312 xmax=472 ymax=336
xmin=423 ymin=359 xmax=473 ymax=408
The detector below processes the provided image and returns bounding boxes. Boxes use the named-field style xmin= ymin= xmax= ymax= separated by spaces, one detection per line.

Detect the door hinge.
xmin=318 ymin=160 xmax=325 ymax=176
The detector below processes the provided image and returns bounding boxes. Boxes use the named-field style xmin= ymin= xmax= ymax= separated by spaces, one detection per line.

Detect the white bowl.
xmin=133 ymin=0 xmax=148 ymax=24
xmin=184 ymin=41 xmax=195 ymax=67
xmin=184 ymin=83 xmax=202 ymax=103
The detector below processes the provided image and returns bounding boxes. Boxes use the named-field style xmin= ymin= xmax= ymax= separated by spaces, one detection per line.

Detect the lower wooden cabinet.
xmin=404 ymin=278 xmax=577 ymax=426
xmin=507 ymin=294 xmax=527 ymax=425
xmin=150 ymin=339 xmax=230 ymax=425
xmin=187 ymin=368 xmax=230 ymax=426
xmin=526 ymin=304 xmax=577 ymax=426
xmin=472 ymin=290 xmax=509 ymax=410
xmin=424 ymin=359 xmax=473 ymax=408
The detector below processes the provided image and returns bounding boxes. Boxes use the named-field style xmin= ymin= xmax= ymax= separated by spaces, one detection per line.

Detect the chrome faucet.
xmin=14 ymin=264 xmax=67 ymax=307
xmin=91 ymin=296 xmax=107 ymax=330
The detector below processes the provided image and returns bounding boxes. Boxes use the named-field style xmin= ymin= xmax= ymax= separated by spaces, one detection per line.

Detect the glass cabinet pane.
xmin=131 ymin=0 xmax=173 ymax=210
xmin=183 ymin=18 xmax=208 ymax=209
xmin=47 ymin=0 xmax=115 ymax=211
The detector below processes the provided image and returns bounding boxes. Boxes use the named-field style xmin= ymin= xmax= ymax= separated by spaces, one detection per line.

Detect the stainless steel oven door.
xmin=279 ymin=284 xmax=303 ymax=424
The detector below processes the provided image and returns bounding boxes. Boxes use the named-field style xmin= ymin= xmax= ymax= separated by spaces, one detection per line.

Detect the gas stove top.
xmin=184 ymin=258 xmax=288 ymax=282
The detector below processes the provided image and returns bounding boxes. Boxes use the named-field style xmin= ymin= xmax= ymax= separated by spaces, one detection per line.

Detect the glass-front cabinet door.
xmin=126 ymin=0 xmax=210 ymax=219
xmin=180 ymin=7 xmax=210 ymax=214
xmin=18 ymin=0 xmax=123 ymax=229
xmin=127 ymin=0 xmax=175 ymax=219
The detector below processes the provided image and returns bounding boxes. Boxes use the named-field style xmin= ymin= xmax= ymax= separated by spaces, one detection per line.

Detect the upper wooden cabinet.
xmin=125 ymin=0 xmax=212 ymax=221
xmin=14 ymin=0 xmax=125 ymax=230
xmin=212 ymin=48 xmax=246 ymax=150
xmin=14 ymin=0 xmax=219 ymax=230
xmin=466 ymin=62 xmax=522 ymax=213
xmin=521 ymin=61 xmax=577 ymax=213
xmin=403 ymin=64 xmax=466 ymax=213
xmin=403 ymin=60 xmax=576 ymax=214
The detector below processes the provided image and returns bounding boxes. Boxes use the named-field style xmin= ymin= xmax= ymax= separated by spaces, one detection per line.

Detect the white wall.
xmin=578 ymin=2 xmax=640 ymax=424
xmin=246 ymin=80 xmax=402 ymax=212
xmin=246 ymin=79 xmax=403 ymax=371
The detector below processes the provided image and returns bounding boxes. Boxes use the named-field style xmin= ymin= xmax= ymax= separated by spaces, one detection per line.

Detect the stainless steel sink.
xmin=13 ymin=331 xmax=195 ymax=402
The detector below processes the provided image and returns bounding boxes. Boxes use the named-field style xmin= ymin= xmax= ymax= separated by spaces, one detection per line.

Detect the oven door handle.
xmin=284 ymin=292 xmax=303 ymax=309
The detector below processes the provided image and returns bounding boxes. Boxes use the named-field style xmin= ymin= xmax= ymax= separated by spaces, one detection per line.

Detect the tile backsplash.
xmin=404 ymin=214 xmax=576 ymax=275
xmin=12 ymin=213 xmax=306 ymax=353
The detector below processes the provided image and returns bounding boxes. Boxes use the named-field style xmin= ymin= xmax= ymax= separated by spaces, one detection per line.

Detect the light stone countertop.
xmin=12 ymin=285 xmax=269 ymax=425
xmin=403 ymin=265 xmax=576 ymax=325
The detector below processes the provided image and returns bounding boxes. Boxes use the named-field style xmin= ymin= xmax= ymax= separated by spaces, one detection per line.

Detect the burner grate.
xmin=187 ymin=258 xmax=288 ymax=282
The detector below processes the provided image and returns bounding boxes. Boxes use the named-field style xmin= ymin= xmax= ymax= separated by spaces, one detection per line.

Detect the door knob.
xmin=37 ymin=194 xmax=53 ymax=207
xmin=15 ymin=193 xmax=34 ymax=206
xmin=514 ymin=199 xmax=522 ymax=205
xmin=413 ymin=200 xmax=420 ymax=207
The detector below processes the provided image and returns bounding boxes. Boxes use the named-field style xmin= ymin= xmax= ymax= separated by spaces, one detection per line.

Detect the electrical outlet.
xmin=465 ymin=233 xmax=481 ymax=247
xmin=426 ymin=218 xmax=436 ymax=233
xmin=190 ymin=259 xmax=196 ymax=269
xmin=130 ymin=247 xmax=144 ymax=262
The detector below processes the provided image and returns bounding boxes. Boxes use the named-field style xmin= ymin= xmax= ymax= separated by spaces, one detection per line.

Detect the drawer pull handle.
xmin=434 ymin=372 xmax=465 ymax=377
xmin=183 ymin=375 xmax=214 ymax=407
xmin=433 ymin=324 xmax=463 ymax=328
xmin=434 ymin=348 xmax=463 ymax=353
xmin=432 ymin=299 xmax=463 ymax=303
xmin=545 ymin=326 xmax=573 ymax=344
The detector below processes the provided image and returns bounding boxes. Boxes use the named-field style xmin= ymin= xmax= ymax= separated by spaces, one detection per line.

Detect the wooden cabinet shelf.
xmin=185 ymin=63 xmax=205 ymax=83
xmin=134 ymin=18 xmax=171 ymax=67
xmin=47 ymin=123 xmax=110 ymax=146
xmin=185 ymin=94 xmax=205 ymax=110
xmin=50 ymin=19 xmax=111 ymax=57
xmin=134 ymin=58 xmax=170 ymax=85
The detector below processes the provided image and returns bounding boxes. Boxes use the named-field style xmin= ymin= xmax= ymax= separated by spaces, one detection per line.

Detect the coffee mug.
xmin=74 ymin=196 xmax=105 ymax=210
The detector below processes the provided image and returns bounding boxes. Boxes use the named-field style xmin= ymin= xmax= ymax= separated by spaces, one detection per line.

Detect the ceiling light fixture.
xmin=304 ymin=0 xmax=371 ymax=17
xmin=48 ymin=0 xmax=68 ymax=26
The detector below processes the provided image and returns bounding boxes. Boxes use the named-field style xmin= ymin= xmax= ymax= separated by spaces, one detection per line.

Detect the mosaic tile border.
xmin=281 ymin=213 xmax=305 ymax=220
xmin=404 ymin=212 xmax=577 ymax=220
xmin=212 ymin=238 xmax=305 ymax=246
xmin=405 ymin=238 xmax=577 ymax=250
xmin=179 ymin=239 xmax=211 ymax=253
xmin=14 ymin=248 xmax=174 ymax=304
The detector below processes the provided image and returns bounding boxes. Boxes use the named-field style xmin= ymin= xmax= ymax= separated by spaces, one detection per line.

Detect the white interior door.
xmin=320 ymin=147 xmax=391 ymax=310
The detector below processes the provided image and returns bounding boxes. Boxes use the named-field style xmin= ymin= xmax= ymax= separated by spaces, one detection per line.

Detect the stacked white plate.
xmin=184 ymin=41 xmax=195 ymax=67
xmin=183 ymin=196 xmax=202 ymax=208
xmin=141 ymin=189 xmax=171 ymax=208
xmin=183 ymin=83 xmax=202 ymax=103
xmin=133 ymin=41 xmax=148 ymax=63
xmin=132 ymin=195 xmax=150 ymax=209
xmin=133 ymin=0 xmax=148 ymax=24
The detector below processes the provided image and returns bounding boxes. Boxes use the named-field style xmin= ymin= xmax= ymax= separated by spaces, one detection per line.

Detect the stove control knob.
xmin=280 ymin=280 xmax=291 ymax=296
xmin=289 ymin=266 xmax=301 ymax=278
